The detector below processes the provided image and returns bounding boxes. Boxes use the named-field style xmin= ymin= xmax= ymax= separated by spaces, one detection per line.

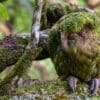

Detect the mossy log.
xmin=0 ymin=33 xmax=49 ymax=95
xmin=0 ymin=35 xmax=29 ymax=72
xmin=0 ymin=33 xmax=48 ymax=72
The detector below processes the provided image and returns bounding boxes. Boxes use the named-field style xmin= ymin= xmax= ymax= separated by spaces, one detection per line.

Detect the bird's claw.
xmin=67 ymin=76 xmax=78 ymax=92
xmin=89 ymin=78 xmax=100 ymax=95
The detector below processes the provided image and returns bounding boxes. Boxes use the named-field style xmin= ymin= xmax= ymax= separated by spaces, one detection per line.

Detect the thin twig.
xmin=31 ymin=0 xmax=43 ymax=43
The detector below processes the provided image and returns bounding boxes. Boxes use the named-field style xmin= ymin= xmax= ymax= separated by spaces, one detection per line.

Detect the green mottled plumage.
xmin=48 ymin=11 xmax=100 ymax=81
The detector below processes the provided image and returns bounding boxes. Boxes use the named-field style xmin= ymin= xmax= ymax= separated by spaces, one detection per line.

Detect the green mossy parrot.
xmin=47 ymin=11 xmax=100 ymax=95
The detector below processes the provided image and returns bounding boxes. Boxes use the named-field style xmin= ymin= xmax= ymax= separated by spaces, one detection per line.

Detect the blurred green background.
xmin=0 ymin=0 xmax=99 ymax=80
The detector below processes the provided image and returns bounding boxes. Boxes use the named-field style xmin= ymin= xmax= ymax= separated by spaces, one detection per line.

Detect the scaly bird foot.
xmin=67 ymin=76 xmax=79 ymax=92
xmin=89 ymin=78 xmax=100 ymax=95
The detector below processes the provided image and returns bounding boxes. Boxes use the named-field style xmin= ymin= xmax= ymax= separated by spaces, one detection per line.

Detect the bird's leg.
xmin=89 ymin=78 xmax=100 ymax=95
xmin=67 ymin=76 xmax=79 ymax=91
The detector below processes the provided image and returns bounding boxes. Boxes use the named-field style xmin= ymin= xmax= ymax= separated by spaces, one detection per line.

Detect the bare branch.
xmin=31 ymin=0 xmax=43 ymax=43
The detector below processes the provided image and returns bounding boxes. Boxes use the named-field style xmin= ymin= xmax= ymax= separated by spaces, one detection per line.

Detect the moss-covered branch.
xmin=0 ymin=46 xmax=42 ymax=95
xmin=0 ymin=32 xmax=49 ymax=72
xmin=0 ymin=33 xmax=49 ymax=95
xmin=40 ymin=2 xmax=95 ymax=30
xmin=0 ymin=35 xmax=29 ymax=72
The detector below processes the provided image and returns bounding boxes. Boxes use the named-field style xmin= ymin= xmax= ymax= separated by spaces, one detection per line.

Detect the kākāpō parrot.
xmin=47 ymin=11 xmax=100 ymax=95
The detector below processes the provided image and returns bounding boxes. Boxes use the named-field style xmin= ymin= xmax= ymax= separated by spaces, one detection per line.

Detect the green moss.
xmin=12 ymin=80 xmax=68 ymax=95
xmin=40 ymin=2 xmax=74 ymax=30
xmin=94 ymin=13 xmax=100 ymax=34
xmin=0 ymin=46 xmax=7 ymax=52
xmin=0 ymin=35 xmax=32 ymax=72
xmin=0 ymin=96 xmax=9 ymax=100
xmin=0 ymin=47 xmax=32 ymax=95
xmin=0 ymin=80 xmax=100 ymax=99
xmin=0 ymin=47 xmax=8 ymax=71
xmin=46 ymin=3 xmax=67 ymax=22
xmin=55 ymin=11 xmax=100 ymax=34
xmin=41 ymin=2 xmax=99 ymax=31
xmin=0 ymin=43 xmax=43 ymax=95
xmin=48 ymin=29 xmax=60 ymax=57
xmin=0 ymin=45 xmax=25 ymax=72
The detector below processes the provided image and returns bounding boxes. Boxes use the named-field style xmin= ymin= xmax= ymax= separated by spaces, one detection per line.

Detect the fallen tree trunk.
xmin=0 ymin=34 xmax=29 ymax=72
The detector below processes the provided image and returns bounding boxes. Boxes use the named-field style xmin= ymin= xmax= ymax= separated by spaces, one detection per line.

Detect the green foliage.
xmin=2 ymin=0 xmax=33 ymax=32
xmin=14 ymin=7 xmax=32 ymax=32
xmin=0 ymin=3 xmax=9 ymax=21
xmin=0 ymin=32 xmax=4 ymax=40
xmin=77 ymin=0 xmax=85 ymax=6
